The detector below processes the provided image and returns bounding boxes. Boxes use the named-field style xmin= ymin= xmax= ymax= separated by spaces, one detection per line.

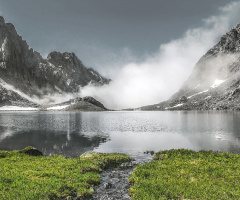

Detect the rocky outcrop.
xmin=141 ymin=23 xmax=240 ymax=111
xmin=44 ymin=96 xmax=108 ymax=111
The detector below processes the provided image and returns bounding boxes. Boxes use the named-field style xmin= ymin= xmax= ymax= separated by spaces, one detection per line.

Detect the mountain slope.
xmin=0 ymin=16 xmax=110 ymax=108
xmin=141 ymin=23 xmax=240 ymax=111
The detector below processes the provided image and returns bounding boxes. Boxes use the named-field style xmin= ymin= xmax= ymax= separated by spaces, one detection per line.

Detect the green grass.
xmin=129 ymin=149 xmax=240 ymax=200
xmin=0 ymin=147 xmax=131 ymax=200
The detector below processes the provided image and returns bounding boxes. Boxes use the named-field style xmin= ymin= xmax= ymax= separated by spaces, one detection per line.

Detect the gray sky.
xmin=0 ymin=0 xmax=235 ymax=76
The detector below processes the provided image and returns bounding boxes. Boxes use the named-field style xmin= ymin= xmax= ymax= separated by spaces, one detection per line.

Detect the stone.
xmin=104 ymin=182 xmax=113 ymax=189
xmin=20 ymin=146 xmax=43 ymax=156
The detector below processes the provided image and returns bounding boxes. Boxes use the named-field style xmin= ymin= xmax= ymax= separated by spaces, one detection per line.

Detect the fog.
xmin=77 ymin=1 xmax=240 ymax=109
xmin=34 ymin=1 xmax=240 ymax=109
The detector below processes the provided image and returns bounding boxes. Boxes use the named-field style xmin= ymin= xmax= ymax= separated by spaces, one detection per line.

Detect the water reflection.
xmin=0 ymin=111 xmax=240 ymax=158
xmin=0 ymin=112 xmax=108 ymax=157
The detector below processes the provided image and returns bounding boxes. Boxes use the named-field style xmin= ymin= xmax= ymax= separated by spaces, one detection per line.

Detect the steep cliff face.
xmin=141 ymin=23 xmax=240 ymax=111
xmin=46 ymin=51 xmax=109 ymax=93
xmin=0 ymin=16 xmax=110 ymax=107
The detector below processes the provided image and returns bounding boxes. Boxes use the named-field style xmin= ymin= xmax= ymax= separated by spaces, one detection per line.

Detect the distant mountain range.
xmin=0 ymin=16 xmax=110 ymax=110
xmin=2 ymin=15 xmax=240 ymax=112
xmin=141 ymin=23 xmax=240 ymax=111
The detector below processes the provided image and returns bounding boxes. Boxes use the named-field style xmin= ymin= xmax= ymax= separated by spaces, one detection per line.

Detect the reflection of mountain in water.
xmin=1 ymin=111 xmax=240 ymax=156
xmin=0 ymin=112 xmax=108 ymax=157
xmin=178 ymin=111 xmax=240 ymax=153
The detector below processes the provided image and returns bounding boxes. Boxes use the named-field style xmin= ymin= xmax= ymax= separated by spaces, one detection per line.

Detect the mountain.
xmin=0 ymin=16 xmax=110 ymax=108
xmin=141 ymin=23 xmax=240 ymax=111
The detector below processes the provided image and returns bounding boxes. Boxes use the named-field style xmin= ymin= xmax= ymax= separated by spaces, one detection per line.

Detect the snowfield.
xmin=0 ymin=106 xmax=39 ymax=111
xmin=47 ymin=105 xmax=70 ymax=110
xmin=211 ymin=79 xmax=226 ymax=88
xmin=165 ymin=103 xmax=184 ymax=110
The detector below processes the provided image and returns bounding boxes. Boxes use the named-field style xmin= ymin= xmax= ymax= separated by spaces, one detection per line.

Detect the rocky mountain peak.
xmin=47 ymin=51 xmax=80 ymax=65
xmin=207 ymin=23 xmax=240 ymax=55
xmin=47 ymin=51 xmax=75 ymax=60
xmin=0 ymin=16 xmax=5 ymax=25
xmin=0 ymin=16 xmax=110 ymax=106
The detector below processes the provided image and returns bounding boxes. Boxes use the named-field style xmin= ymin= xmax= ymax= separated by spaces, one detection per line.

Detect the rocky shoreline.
xmin=92 ymin=161 xmax=138 ymax=200
xmin=92 ymin=152 xmax=154 ymax=200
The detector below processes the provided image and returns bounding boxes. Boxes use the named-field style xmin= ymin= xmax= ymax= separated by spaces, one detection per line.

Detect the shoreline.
xmin=2 ymin=148 xmax=240 ymax=199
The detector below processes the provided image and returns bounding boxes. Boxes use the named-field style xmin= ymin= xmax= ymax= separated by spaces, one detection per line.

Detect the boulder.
xmin=20 ymin=146 xmax=43 ymax=156
xmin=179 ymin=96 xmax=188 ymax=103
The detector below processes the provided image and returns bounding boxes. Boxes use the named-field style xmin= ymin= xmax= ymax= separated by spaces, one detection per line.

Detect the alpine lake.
xmin=1 ymin=110 xmax=240 ymax=161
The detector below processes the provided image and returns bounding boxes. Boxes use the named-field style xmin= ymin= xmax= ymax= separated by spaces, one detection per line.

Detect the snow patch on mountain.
xmin=0 ymin=106 xmax=39 ymax=111
xmin=0 ymin=78 xmax=35 ymax=102
xmin=47 ymin=105 xmax=70 ymax=110
xmin=0 ymin=37 xmax=7 ymax=56
xmin=187 ymin=90 xmax=209 ymax=99
xmin=211 ymin=79 xmax=226 ymax=88
xmin=165 ymin=103 xmax=184 ymax=110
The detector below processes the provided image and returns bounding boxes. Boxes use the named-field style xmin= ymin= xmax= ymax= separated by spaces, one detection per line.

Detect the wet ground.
xmin=92 ymin=152 xmax=154 ymax=200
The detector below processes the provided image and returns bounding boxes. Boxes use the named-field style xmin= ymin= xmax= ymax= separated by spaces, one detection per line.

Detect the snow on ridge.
xmin=90 ymin=70 xmax=103 ymax=83
xmin=205 ymin=96 xmax=211 ymax=99
xmin=0 ymin=106 xmax=38 ymax=111
xmin=66 ymin=79 xmax=71 ymax=86
xmin=1 ymin=37 xmax=7 ymax=54
xmin=187 ymin=90 xmax=209 ymax=99
xmin=194 ymin=84 xmax=200 ymax=89
xmin=211 ymin=79 xmax=226 ymax=88
xmin=165 ymin=103 xmax=184 ymax=110
xmin=54 ymin=85 xmax=62 ymax=93
xmin=0 ymin=78 xmax=36 ymax=103
xmin=47 ymin=105 xmax=70 ymax=110
xmin=0 ymin=37 xmax=7 ymax=69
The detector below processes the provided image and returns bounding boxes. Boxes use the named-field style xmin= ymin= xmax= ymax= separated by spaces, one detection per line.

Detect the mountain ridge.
xmin=0 ymin=16 xmax=109 ymax=109
xmin=141 ymin=22 xmax=240 ymax=111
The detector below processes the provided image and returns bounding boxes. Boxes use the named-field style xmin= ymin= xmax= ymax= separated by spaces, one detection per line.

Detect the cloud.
xmin=79 ymin=1 xmax=240 ymax=110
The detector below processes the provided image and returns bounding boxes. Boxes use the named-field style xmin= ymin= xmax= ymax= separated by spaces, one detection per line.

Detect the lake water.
xmin=1 ymin=111 xmax=240 ymax=161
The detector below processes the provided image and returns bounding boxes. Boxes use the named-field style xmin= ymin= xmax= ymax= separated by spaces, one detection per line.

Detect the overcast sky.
xmin=0 ymin=0 xmax=237 ymax=76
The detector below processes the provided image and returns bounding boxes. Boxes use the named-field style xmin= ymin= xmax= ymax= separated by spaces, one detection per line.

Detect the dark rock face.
xmin=0 ymin=85 xmax=38 ymax=107
xmin=142 ymin=23 xmax=240 ymax=111
xmin=179 ymin=96 xmax=188 ymax=103
xmin=0 ymin=16 xmax=110 ymax=106
xmin=82 ymin=96 xmax=106 ymax=110
xmin=46 ymin=52 xmax=110 ymax=93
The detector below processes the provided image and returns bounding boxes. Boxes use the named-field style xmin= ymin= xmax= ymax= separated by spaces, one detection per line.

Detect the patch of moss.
xmin=0 ymin=148 xmax=131 ymax=200
xmin=129 ymin=149 xmax=240 ymax=200
xmin=20 ymin=146 xmax=43 ymax=156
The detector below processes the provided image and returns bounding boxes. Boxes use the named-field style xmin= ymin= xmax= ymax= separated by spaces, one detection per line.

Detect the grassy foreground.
xmin=0 ymin=147 xmax=131 ymax=200
xmin=129 ymin=149 xmax=240 ymax=200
